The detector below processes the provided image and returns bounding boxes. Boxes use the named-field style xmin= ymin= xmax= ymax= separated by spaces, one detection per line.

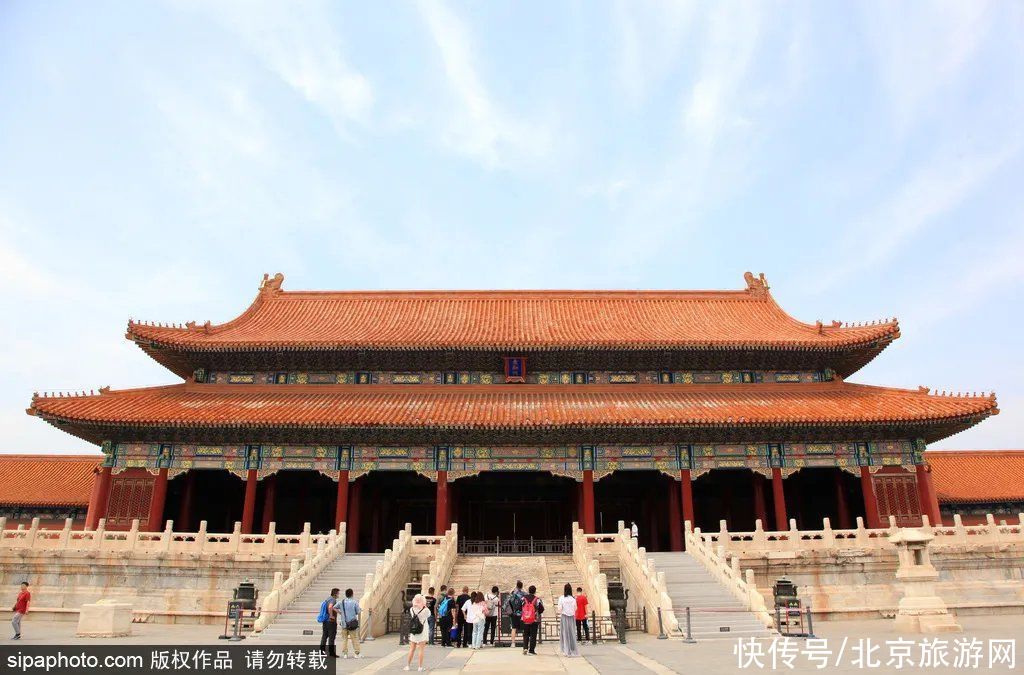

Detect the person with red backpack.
xmin=519 ymin=585 xmax=544 ymax=656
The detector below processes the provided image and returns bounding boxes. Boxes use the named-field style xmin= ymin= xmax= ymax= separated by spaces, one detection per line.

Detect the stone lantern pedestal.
xmin=76 ymin=599 xmax=133 ymax=638
xmin=889 ymin=528 xmax=961 ymax=634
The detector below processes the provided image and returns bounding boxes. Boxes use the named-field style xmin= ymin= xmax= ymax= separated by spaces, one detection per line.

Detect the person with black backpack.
xmin=317 ymin=588 xmax=339 ymax=657
xmin=520 ymin=585 xmax=544 ymax=656
xmin=404 ymin=594 xmax=431 ymax=671
xmin=338 ymin=588 xmax=362 ymax=659
xmin=503 ymin=580 xmax=525 ymax=648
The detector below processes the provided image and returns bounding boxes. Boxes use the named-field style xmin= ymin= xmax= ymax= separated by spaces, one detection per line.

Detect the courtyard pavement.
xmin=6 ymin=614 xmax=1022 ymax=672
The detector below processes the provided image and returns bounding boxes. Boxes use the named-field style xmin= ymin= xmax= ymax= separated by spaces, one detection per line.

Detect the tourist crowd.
xmin=316 ymin=580 xmax=590 ymax=672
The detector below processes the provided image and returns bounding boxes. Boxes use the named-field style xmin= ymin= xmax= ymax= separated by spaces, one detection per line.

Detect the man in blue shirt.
xmin=338 ymin=588 xmax=362 ymax=659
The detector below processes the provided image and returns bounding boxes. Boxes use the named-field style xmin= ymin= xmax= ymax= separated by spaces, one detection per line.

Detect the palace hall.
xmin=27 ymin=272 xmax=999 ymax=552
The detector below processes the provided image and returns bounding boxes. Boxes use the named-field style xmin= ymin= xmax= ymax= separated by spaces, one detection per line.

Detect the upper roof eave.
xmin=125 ymin=272 xmax=901 ymax=373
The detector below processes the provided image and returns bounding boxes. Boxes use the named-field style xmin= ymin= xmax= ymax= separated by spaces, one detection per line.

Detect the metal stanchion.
xmin=227 ymin=601 xmax=245 ymax=641
xmin=656 ymin=607 xmax=667 ymax=639
xmin=591 ymin=610 xmax=599 ymax=645
xmin=682 ymin=607 xmax=696 ymax=644
xmin=805 ymin=604 xmax=816 ymax=639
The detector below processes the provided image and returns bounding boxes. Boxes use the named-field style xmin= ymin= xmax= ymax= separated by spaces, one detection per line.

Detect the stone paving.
xmin=6 ymin=614 xmax=1024 ymax=672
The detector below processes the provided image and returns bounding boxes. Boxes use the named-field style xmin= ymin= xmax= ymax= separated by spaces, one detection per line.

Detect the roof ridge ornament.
xmin=260 ymin=272 xmax=285 ymax=294
xmin=743 ymin=271 xmax=769 ymax=294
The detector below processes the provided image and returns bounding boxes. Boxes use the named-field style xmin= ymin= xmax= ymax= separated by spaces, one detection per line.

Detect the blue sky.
xmin=1 ymin=1 xmax=1021 ymax=454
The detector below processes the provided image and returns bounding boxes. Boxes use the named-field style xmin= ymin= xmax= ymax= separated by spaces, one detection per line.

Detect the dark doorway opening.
xmin=692 ymin=470 xmax=766 ymax=533
xmin=785 ymin=468 xmax=864 ymax=530
xmin=256 ymin=470 xmax=336 ymax=535
xmin=453 ymin=472 xmax=576 ymax=540
xmin=354 ymin=472 xmax=434 ymax=553
xmin=166 ymin=470 xmax=244 ymax=533
xmin=595 ymin=471 xmax=674 ymax=552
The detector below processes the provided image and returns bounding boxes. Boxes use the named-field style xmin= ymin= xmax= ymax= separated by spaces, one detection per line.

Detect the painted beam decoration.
xmin=202 ymin=368 xmax=834 ymax=386
xmin=105 ymin=439 xmax=919 ymax=478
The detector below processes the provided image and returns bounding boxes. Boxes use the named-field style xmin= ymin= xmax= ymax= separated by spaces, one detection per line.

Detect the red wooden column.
xmin=347 ymin=480 xmax=362 ymax=552
xmin=260 ymin=474 xmax=277 ymax=533
xmin=241 ymin=469 xmax=258 ymax=534
xmin=679 ymin=469 xmax=695 ymax=530
xmin=582 ymin=469 xmax=596 ymax=533
xmin=771 ymin=468 xmax=788 ymax=531
xmin=147 ymin=468 xmax=169 ymax=531
xmin=925 ymin=465 xmax=943 ymax=525
xmin=916 ymin=464 xmax=942 ymax=525
xmin=753 ymin=473 xmax=768 ymax=527
xmin=667 ymin=478 xmax=682 ymax=551
xmin=178 ymin=471 xmax=195 ymax=531
xmin=335 ymin=470 xmax=350 ymax=531
xmin=435 ymin=471 xmax=450 ymax=535
xmin=834 ymin=471 xmax=852 ymax=529
xmin=86 ymin=466 xmax=113 ymax=529
xmin=860 ymin=466 xmax=882 ymax=528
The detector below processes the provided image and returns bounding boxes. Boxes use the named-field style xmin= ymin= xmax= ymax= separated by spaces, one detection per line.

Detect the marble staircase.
xmin=257 ymin=553 xmax=382 ymax=641
xmin=646 ymin=551 xmax=772 ymax=639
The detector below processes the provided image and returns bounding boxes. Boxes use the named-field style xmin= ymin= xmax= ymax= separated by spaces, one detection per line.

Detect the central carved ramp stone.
xmin=481 ymin=557 xmax=553 ymax=600
xmin=457 ymin=555 xmax=584 ymax=606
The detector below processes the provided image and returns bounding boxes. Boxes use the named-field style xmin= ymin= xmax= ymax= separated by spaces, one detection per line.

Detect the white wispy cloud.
xmin=415 ymin=0 xmax=552 ymax=168
xmin=862 ymin=0 xmax=994 ymax=130
xmin=178 ymin=0 xmax=373 ymax=139
xmin=613 ymin=0 xmax=696 ymax=108
xmin=682 ymin=2 xmax=764 ymax=148
xmin=0 ymin=225 xmax=59 ymax=298
xmin=902 ymin=226 xmax=1024 ymax=330
xmin=815 ymin=141 xmax=1021 ymax=292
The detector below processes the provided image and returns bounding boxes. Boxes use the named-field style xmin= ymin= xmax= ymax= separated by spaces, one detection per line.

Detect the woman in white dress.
xmin=405 ymin=594 xmax=431 ymax=671
xmin=556 ymin=583 xmax=580 ymax=657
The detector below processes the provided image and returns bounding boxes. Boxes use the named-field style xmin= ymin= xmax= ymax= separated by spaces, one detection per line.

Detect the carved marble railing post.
xmin=26 ymin=518 xmax=40 ymax=548
xmin=822 ymin=518 xmax=835 ymax=549
xmin=196 ymin=521 xmax=208 ymax=553
xmin=231 ymin=522 xmax=242 ymax=553
xmin=264 ymin=522 xmax=277 ymax=554
xmin=59 ymin=519 xmax=73 ymax=549
xmin=855 ymin=517 xmax=868 ymax=546
xmin=94 ymin=519 xmax=106 ymax=551
xmin=162 ymin=520 xmax=174 ymax=553
xmin=300 ymin=522 xmax=312 ymax=551
xmin=952 ymin=514 xmax=967 ymax=545
xmin=753 ymin=519 xmax=766 ymax=549
xmin=127 ymin=519 xmax=140 ymax=552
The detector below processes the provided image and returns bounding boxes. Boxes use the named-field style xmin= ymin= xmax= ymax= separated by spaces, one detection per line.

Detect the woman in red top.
xmin=574 ymin=587 xmax=589 ymax=642
xmin=11 ymin=581 xmax=30 ymax=640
